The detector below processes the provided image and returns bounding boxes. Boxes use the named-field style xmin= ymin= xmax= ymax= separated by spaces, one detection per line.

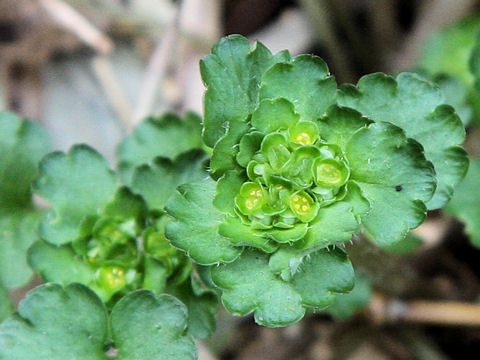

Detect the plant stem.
xmin=370 ymin=293 xmax=480 ymax=326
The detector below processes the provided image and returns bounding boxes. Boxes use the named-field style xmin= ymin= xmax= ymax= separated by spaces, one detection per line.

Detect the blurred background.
xmin=2 ymin=0 xmax=480 ymax=359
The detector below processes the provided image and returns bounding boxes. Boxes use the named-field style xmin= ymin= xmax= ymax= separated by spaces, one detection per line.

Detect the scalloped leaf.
xmin=165 ymin=179 xmax=242 ymax=265
xmin=28 ymin=241 xmax=94 ymax=285
xmin=0 ymin=112 xmax=50 ymax=211
xmin=346 ymin=122 xmax=436 ymax=246
xmin=0 ymin=286 xmax=12 ymax=322
xmin=117 ymin=112 xmax=203 ymax=183
xmin=33 ymin=145 xmax=117 ymax=245
xmin=338 ymin=72 xmax=468 ymax=209
xmin=111 ymin=291 xmax=197 ymax=360
xmin=0 ymin=284 xmax=197 ymax=359
xmin=0 ymin=211 xmax=43 ymax=289
xmin=200 ymin=35 xmax=291 ymax=147
xmin=210 ymin=248 xmax=354 ymax=327
xmin=259 ymin=55 xmax=337 ymax=120
xmin=131 ymin=150 xmax=208 ymax=210
xmin=445 ymin=156 xmax=480 ymax=247
xmin=0 ymin=283 xmax=108 ymax=359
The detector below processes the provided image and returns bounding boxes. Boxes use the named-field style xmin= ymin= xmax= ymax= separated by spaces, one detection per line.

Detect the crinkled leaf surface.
xmin=0 ymin=286 xmax=12 ymax=322
xmin=445 ymin=157 xmax=480 ymax=247
xmin=0 ymin=211 xmax=42 ymax=289
xmin=165 ymin=179 xmax=242 ymax=265
xmin=131 ymin=150 xmax=208 ymax=210
xmin=327 ymin=272 xmax=372 ymax=319
xmin=111 ymin=290 xmax=196 ymax=360
xmin=33 ymin=145 xmax=117 ymax=245
xmin=167 ymin=277 xmax=218 ymax=339
xmin=259 ymin=55 xmax=337 ymax=120
xmin=0 ymin=283 xmax=108 ymax=359
xmin=338 ymin=72 xmax=468 ymax=209
xmin=210 ymin=248 xmax=354 ymax=327
xmin=0 ymin=284 xmax=197 ymax=359
xmin=200 ymin=35 xmax=290 ymax=147
xmin=117 ymin=112 xmax=203 ymax=183
xmin=28 ymin=241 xmax=94 ymax=285
xmin=0 ymin=112 xmax=50 ymax=211
xmin=346 ymin=122 xmax=436 ymax=246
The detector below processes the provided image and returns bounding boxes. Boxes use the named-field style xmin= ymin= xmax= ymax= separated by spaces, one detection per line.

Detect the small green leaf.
xmin=110 ymin=290 xmax=196 ymax=360
xmin=103 ymin=186 xmax=148 ymax=222
xmin=338 ymin=72 xmax=468 ymax=209
xmin=34 ymin=145 xmax=117 ymax=245
xmin=28 ymin=241 xmax=94 ymax=285
xmin=327 ymin=272 xmax=372 ymax=319
xmin=0 ymin=112 xmax=50 ymax=211
xmin=117 ymin=112 xmax=203 ymax=183
xmin=260 ymin=55 xmax=337 ymax=121
xmin=209 ymin=121 xmax=250 ymax=178
xmin=165 ymin=179 xmax=242 ymax=265
xmin=219 ymin=216 xmax=278 ymax=253
xmin=201 ymin=35 xmax=291 ymax=147
xmin=211 ymin=249 xmax=304 ymax=327
xmin=317 ymin=106 xmax=371 ymax=149
xmin=251 ymin=98 xmax=299 ymax=134
xmin=168 ymin=277 xmax=218 ymax=339
xmin=131 ymin=150 xmax=208 ymax=210
xmin=346 ymin=122 xmax=436 ymax=246
xmin=445 ymin=156 xmax=480 ymax=247
xmin=211 ymin=248 xmax=354 ymax=327
xmin=0 ymin=286 xmax=13 ymax=322
xmin=302 ymin=201 xmax=359 ymax=249
xmin=0 ymin=283 xmax=108 ymax=359
xmin=0 ymin=211 xmax=43 ymax=289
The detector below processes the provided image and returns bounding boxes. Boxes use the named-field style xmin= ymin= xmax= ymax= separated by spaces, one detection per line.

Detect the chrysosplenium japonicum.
xmin=165 ymin=35 xmax=468 ymax=327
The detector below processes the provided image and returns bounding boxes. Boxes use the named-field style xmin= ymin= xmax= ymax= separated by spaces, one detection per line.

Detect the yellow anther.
xmin=250 ymin=190 xmax=257 ymax=196
xmin=301 ymin=205 xmax=309 ymax=212
xmin=293 ymin=195 xmax=301 ymax=202
xmin=294 ymin=204 xmax=301 ymax=211
xmin=294 ymin=132 xmax=313 ymax=145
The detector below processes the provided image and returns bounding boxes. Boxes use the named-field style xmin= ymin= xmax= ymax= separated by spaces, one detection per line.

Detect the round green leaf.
xmin=200 ymin=35 xmax=291 ymax=147
xmin=345 ymin=122 xmax=436 ymax=246
xmin=28 ymin=241 xmax=94 ymax=285
xmin=0 ymin=283 xmax=108 ymax=359
xmin=338 ymin=72 xmax=468 ymax=209
xmin=131 ymin=150 xmax=207 ymax=211
xmin=110 ymin=291 xmax=196 ymax=360
xmin=117 ymin=112 xmax=203 ymax=184
xmin=211 ymin=248 xmax=354 ymax=327
xmin=34 ymin=145 xmax=117 ymax=245
xmin=165 ymin=179 xmax=242 ymax=265
xmin=260 ymin=55 xmax=337 ymax=121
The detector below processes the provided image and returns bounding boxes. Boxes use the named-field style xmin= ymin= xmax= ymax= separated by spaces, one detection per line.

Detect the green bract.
xmin=165 ymin=35 xmax=468 ymax=327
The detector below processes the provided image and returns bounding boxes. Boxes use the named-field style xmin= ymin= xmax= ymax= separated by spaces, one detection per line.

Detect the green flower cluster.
xmin=234 ymin=99 xmax=351 ymax=237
